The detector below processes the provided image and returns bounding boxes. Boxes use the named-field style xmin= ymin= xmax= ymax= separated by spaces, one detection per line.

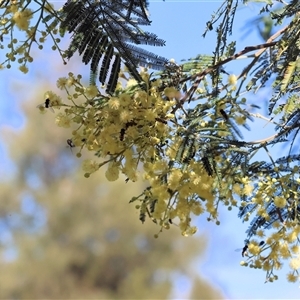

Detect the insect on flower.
xmin=235 ymin=240 xmax=265 ymax=257
xmin=235 ymin=243 xmax=249 ymax=257
xmin=219 ymin=108 xmax=244 ymax=139
xmin=219 ymin=108 xmax=229 ymax=121
xmin=120 ymin=128 xmax=126 ymax=141
xmin=119 ymin=120 xmax=137 ymax=141
xmin=37 ymin=98 xmax=54 ymax=113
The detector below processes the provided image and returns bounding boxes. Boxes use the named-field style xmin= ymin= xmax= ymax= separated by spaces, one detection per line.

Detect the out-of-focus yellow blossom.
xmin=152 ymin=160 xmax=168 ymax=173
xmin=217 ymin=122 xmax=230 ymax=137
xmin=108 ymin=97 xmax=120 ymax=110
xmin=286 ymin=272 xmax=298 ymax=282
xmin=286 ymin=231 xmax=298 ymax=243
xmin=105 ymin=162 xmax=120 ymax=181
xmin=134 ymin=90 xmax=147 ymax=104
xmin=289 ymin=257 xmax=300 ymax=270
xmin=119 ymin=110 xmax=132 ymax=123
xmin=9 ymin=5 xmax=18 ymax=13
xmin=241 ymin=177 xmax=249 ymax=184
xmin=256 ymin=230 xmax=265 ymax=238
xmin=144 ymin=110 xmax=157 ymax=122
xmin=242 ymin=183 xmax=253 ymax=196
xmin=262 ymin=260 xmax=272 ymax=271
xmin=13 ymin=9 xmax=33 ymax=30
xmin=126 ymin=79 xmax=138 ymax=88
xmin=66 ymin=74 xmax=76 ymax=87
xmin=191 ymin=173 xmax=201 ymax=186
xmin=19 ymin=65 xmax=28 ymax=73
xmin=85 ymin=85 xmax=98 ymax=98
xmin=179 ymin=184 xmax=192 ymax=198
xmin=254 ymin=259 xmax=262 ymax=269
xmin=182 ymin=226 xmax=197 ymax=237
xmin=82 ymin=159 xmax=99 ymax=173
xmin=164 ymin=87 xmax=181 ymax=99
xmin=233 ymin=183 xmax=241 ymax=195
xmin=151 ymin=186 xmax=169 ymax=202
xmin=56 ymin=77 xmax=68 ymax=89
xmin=119 ymin=93 xmax=132 ymax=106
xmin=252 ymin=196 xmax=263 ymax=205
xmin=291 ymin=245 xmax=300 ymax=254
xmin=280 ymin=242 xmax=291 ymax=259
xmin=274 ymin=196 xmax=286 ymax=208
xmin=235 ymin=115 xmax=246 ymax=125
xmin=228 ymin=74 xmax=237 ymax=86
xmin=272 ymin=221 xmax=281 ymax=229
xmin=257 ymin=207 xmax=267 ymax=217
xmin=248 ymin=242 xmax=261 ymax=255
xmin=55 ymin=113 xmax=71 ymax=128
xmin=126 ymin=126 xmax=139 ymax=139
xmin=124 ymin=168 xmax=138 ymax=182
xmin=150 ymin=137 xmax=160 ymax=145
xmin=190 ymin=201 xmax=204 ymax=215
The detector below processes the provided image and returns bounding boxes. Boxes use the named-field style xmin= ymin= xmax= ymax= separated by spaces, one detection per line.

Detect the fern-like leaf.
xmin=107 ymin=55 xmax=121 ymax=94
xmin=91 ymin=35 xmax=109 ymax=75
xmin=82 ymin=30 xmax=104 ymax=65
xmin=281 ymin=60 xmax=297 ymax=92
xmin=99 ymin=44 xmax=114 ymax=85
xmin=65 ymin=33 xmax=84 ymax=59
xmin=59 ymin=0 xmax=167 ymax=93
xmin=202 ymin=156 xmax=213 ymax=176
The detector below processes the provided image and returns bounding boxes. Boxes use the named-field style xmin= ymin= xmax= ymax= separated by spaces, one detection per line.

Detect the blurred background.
xmin=0 ymin=1 xmax=299 ymax=299
xmin=0 ymin=49 xmax=223 ymax=298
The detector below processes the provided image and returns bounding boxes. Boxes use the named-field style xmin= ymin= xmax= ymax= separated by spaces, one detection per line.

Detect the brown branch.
xmin=237 ymin=25 xmax=288 ymax=83
xmin=178 ymin=25 xmax=289 ymax=106
xmin=181 ymin=42 xmax=276 ymax=102
xmin=180 ymin=42 xmax=276 ymax=85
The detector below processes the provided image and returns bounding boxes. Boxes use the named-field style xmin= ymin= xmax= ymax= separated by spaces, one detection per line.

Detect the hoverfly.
xmin=67 ymin=139 xmax=75 ymax=148
xmin=37 ymin=98 xmax=54 ymax=113
xmin=219 ymin=108 xmax=243 ymax=139
xmin=235 ymin=243 xmax=249 ymax=257
xmin=119 ymin=120 xmax=137 ymax=141
xmin=235 ymin=241 xmax=265 ymax=257
xmin=120 ymin=128 xmax=126 ymax=141
xmin=67 ymin=139 xmax=76 ymax=153
xmin=219 ymin=108 xmax=229 ymax=121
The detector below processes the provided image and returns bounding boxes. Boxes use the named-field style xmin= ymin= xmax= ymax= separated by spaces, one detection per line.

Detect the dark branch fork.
xmin=178 ymin=25 xmax=289 ymax=106
xmin=180 ymin=42 xmax=278 ymax=104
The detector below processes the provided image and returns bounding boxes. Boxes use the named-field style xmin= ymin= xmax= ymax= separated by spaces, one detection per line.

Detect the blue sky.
xmin=135 ymin=1 xmax=300 ymax=298
xmin=1 ymin=1 xmax=299 ymax=299
xmin=123 ymin=0 xmax=300 ymax=299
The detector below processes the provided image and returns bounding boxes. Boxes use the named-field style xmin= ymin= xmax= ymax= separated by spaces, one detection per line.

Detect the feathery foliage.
xmin=0 ymin=0 xmax=167 ymax=93
xmin=59 ymin=0 xmax=168 ymax=92
xmin=2 ymin=0 xmax=300 ymax=284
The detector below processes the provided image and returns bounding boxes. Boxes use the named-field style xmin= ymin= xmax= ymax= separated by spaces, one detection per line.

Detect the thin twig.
xmin=179 ymin=25 xmax=289 ymax=106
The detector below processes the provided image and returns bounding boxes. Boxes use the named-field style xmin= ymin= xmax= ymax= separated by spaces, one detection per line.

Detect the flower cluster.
xmin=41 ymin=71 xmax=236 ymax=237
xmin=236 ymin=173 xmax=300 ymax=282
xmin=41 ymin=69 xmax=300 ymax=283
xmin=0 ymin=1 xmax=63 ymax=72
